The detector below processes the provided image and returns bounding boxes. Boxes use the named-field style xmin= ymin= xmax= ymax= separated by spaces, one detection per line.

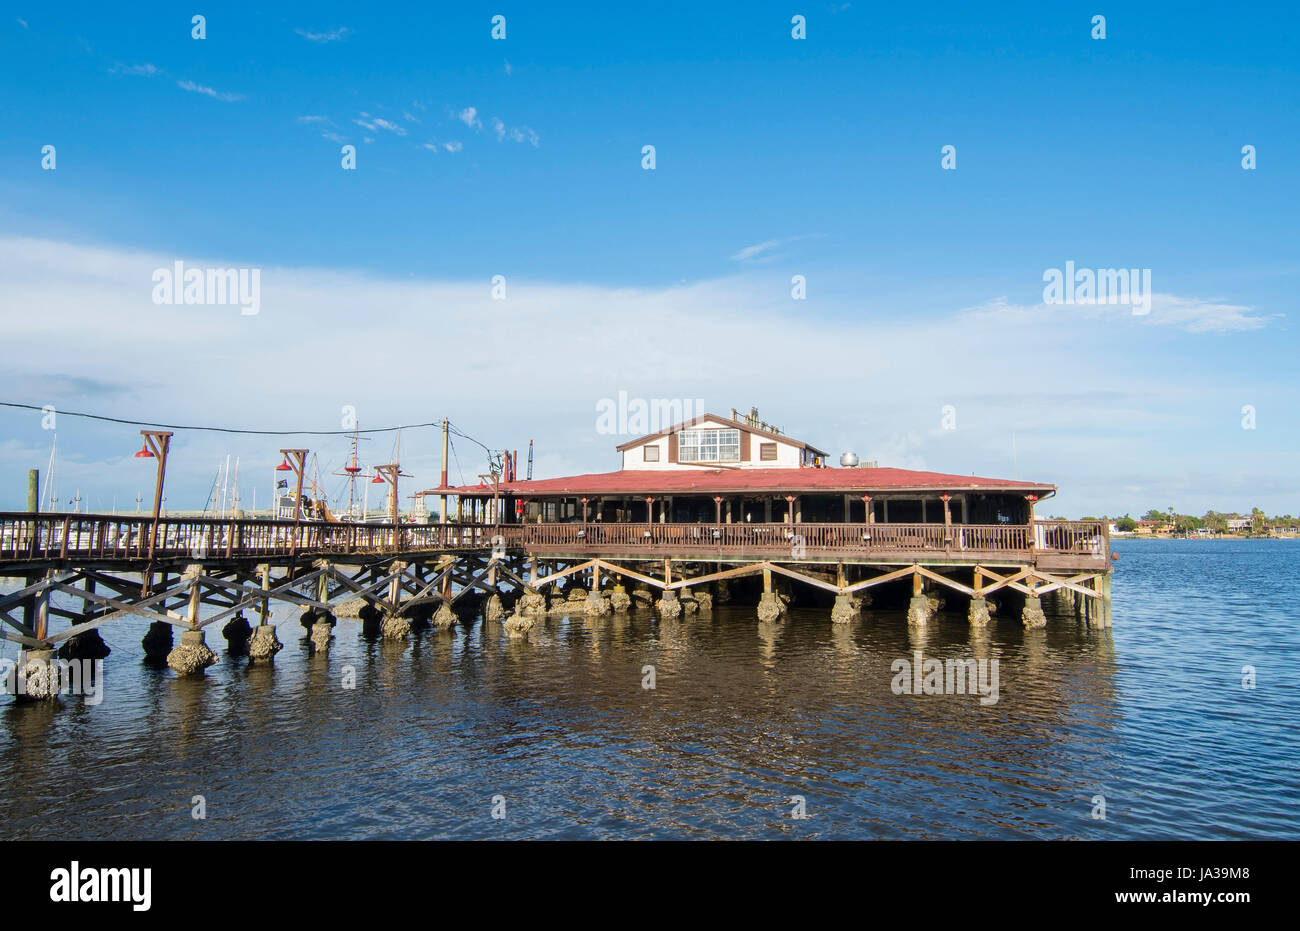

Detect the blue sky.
xmin=0 ymin=2 xmax=1296 ymax=517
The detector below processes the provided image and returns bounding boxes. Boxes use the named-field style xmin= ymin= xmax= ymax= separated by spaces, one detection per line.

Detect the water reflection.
xmin=2 ymin=541 xmax=1298 ymax=839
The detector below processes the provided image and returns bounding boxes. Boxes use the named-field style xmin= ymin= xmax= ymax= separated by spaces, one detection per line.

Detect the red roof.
xmin=443 ymin=467 xmax=1052 ymax=497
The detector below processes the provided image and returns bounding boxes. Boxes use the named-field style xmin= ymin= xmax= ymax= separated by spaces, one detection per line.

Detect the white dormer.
xmin=616 ymin=413 xmax=828 ymax=471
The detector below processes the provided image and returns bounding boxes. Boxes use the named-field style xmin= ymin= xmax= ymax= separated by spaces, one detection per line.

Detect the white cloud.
xmin=16 ymin=18 xmax=28 ymax=29
xmin=295 ymin=27 xmax=351 ymax=43
xmin=297 ymin=115 xmax=331 ymax=125
xmin=0 ymin=234 xmax=1284 ymax=516
xmin=177 ymin=80 xmax=244 ymax=102
xmin=457 ymin=107 xmax=482 ymax=130
xmin=443 ymin=141 xmax=462 ymax=153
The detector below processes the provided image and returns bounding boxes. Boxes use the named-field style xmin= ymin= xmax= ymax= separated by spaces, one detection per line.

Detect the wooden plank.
xmin=660 ymin=561 xmax=765 ymax=591
xmin=915 ymin=565 xmax=975 ymax=597
xmin=765 ymin=562 xmax=843 ymax=595
xmin=841 ymin=564 xmax=918 ymax=593
xmin=532 ymin=559 xmax=599 ymax=588
xmin=592 ymin=560 xmax=671 ymax=591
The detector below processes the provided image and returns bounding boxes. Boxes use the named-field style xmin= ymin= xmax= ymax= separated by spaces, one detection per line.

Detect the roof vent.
xmin=862 ymin=460 xmax=878 ymax=469
xmin=840 ymin=451 xmax=859 ymax=467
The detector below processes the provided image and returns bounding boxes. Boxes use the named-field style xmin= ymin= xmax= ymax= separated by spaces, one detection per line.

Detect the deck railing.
xmin=0 ymin=512 xmax=1108 ymax=567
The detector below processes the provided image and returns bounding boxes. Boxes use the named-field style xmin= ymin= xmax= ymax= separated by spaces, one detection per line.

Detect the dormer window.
xmin=679 ymin=428 xmax=740 ymax=463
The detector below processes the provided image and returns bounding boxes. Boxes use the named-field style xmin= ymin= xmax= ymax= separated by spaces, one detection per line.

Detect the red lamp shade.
xmin=276 ymin=457 xmax=292 ymax=471
xmin=133 ymin=442 xmax=154 ymax=459
xmin=371 ymin=474 xmax=385 ymax=484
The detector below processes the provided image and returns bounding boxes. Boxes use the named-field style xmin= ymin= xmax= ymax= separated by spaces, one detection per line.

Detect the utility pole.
xmin=440 ymin=417 xmax=450 ymax=525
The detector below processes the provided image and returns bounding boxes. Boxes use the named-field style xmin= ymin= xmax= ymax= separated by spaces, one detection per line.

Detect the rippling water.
xmin=2 ymin=539 xmax=1297 ymax=839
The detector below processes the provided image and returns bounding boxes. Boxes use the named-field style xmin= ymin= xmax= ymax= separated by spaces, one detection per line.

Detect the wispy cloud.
xmin=354 ymin=112 xmax=405 ymax=136
xmin=111 ymin=62 xmax=158 ymax=77
xmin=297 ymin=114 xmax=332 ymax=125
xmin=490 ymin=116 xmax=540 ymax=147
xmin=730 ymin=234 xmax=823 ymax=263
xmin=295 ymin=27 xmax=351 ymax=43
xmin=177 ymin=80 xmax=244 ymax=102
xmin=962 ymin=295 xmax=1274 ymax=334
xmin=16 ymin=18 xmax=27 ymax=29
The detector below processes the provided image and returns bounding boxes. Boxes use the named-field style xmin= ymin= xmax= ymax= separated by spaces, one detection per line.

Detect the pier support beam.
xmin=433 ymin=600 xmax=457 ymax=629
xmin=380 ymin=612 xmax=411 ymax=640
xmin=485 ymin=593 xmax=505 ymax=621
xmin=58 ymin=628 xmax=111 ymax=662
xmin=756 ymin=567 xmax=783 ymax=622
xmin=142 ymin=621 xmax=173 ymax=663
xmin=167 ymin=630 xmax=217 ymax=676
xmin=504 ymin=610 xmax=534 ymax=637
xmin=656 ymin=590 xmax=682 ymax=619
xmin=222 ymin=613 xmax=253 ymax=654
xmin=715 ymin=578 xmax=731 ymax=604
xmin=1021 ymin=591 xmax=1047 ymax=629
xmin=309 ymin=618 xmax=334 ymax=653
xmin=8 ymin=648 xmax=58 ymax=701
xmin=586 ymin=564 xmax=611 ymax=616
xmin=968 ymin=570 xmax=991 ymax=627
xmin=609 ymin=583 xmax=631 ymax=613
xmin=1090 ymin=574 xmax=1112 ymax=629
xmin=358 ymin=602 xmax=382 ymax=638
xmin=906 ymin=571 xmax=932 ymax=627
xmin=830 ymin=593 xmax=858 ymax=624
xmin=518 ymin=589 xmax=546 ymax=616
xmin=657 ymin=560 xmax=681 ymax=619
xmin=248 ymin=622 xmax=283 ymax=662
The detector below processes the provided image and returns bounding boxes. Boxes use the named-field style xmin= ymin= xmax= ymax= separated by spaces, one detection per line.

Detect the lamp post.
xmin=134 ymin=430 xmax=173 ymax=561
xmin=372 ymin=464 xmax=407 ymax=548
xmin=277 ymin=449 xmax=309 ymax=552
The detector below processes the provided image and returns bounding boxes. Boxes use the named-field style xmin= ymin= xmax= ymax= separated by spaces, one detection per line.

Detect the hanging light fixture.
xmin=276 ymin=456 xmax=293 ymax=471
xmin=371 ymin=473 xmax=385 ymax=484
xmin=134 ymin=441 xmax=154 ymax=459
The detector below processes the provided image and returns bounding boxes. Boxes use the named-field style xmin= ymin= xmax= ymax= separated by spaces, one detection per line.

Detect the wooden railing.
xmin=0 ymin=513 xmax=1107 ymax=566
xmin=511 ymin=521 xmax=1035 ymax=558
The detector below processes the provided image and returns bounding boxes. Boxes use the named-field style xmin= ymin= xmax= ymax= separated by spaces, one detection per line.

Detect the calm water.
xmin=2 ymin=539 xmax=1297 ymax=839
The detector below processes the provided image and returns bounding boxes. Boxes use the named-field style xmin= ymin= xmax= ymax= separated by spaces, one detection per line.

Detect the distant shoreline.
xmin=1111 ymin=535 xmax=1297 ymax=541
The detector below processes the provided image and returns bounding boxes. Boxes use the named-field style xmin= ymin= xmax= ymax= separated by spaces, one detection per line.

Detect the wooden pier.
xmin=0 ymin=510 xmax=1113 ymax=680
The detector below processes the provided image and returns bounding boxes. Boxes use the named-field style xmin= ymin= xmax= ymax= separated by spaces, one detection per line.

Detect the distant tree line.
xmin=1096 ymin=508 xmax=1294 ymax=534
